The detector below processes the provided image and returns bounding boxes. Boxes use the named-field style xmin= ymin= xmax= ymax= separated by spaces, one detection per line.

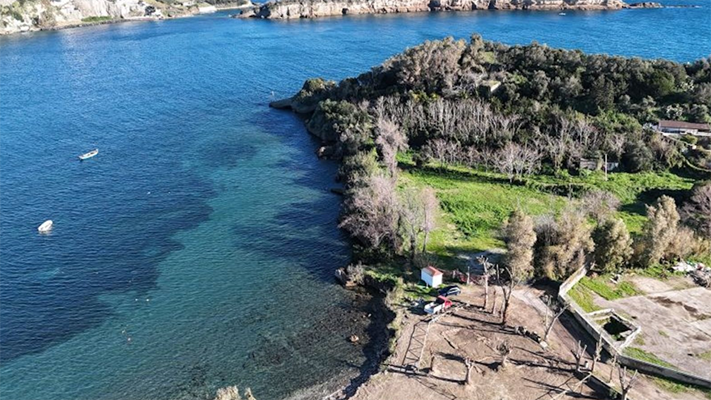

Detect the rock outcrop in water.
xmin=240 ymin=0 xmax=629 ymax=19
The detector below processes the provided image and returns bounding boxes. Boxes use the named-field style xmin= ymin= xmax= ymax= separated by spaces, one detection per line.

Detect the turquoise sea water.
xmin=1 ymin=2 xmax=709 ymax=399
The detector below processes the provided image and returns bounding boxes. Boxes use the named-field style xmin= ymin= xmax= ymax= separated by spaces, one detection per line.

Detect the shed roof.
xmin=422 ymin=266 xmax=443 ymax=276
xmin=658 ymin=120 xmax=710 ymax=131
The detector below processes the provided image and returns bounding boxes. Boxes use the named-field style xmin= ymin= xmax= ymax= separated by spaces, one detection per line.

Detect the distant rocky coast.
xmin=238 ymin=0 xmax=662 ymax=20
xmin=0 ymin=0 xmax=251 ymax=35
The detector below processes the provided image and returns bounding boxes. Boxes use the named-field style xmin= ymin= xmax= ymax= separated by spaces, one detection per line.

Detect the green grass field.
xmin=624 ymin=347 xmax=677 ymax=369
xmin=399 ymin=159 xmax=694 ymax=271
xmin=567 ymin=284 xmax=601 ymax=313
xmin=578 ymin=276 xmax=641 ymax=300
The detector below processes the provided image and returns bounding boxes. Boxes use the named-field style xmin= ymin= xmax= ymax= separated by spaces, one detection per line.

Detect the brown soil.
xmin=349 ymin=284 xmax=710 ymax=400
xmin=351 ymin=285 xmax=603 ymax=400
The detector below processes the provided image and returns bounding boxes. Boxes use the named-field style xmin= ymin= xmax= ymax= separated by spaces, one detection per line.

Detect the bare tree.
xmin=494 ymin=142 xmax=541 ymax=182
xmin=375 ymin=117 xmax=408 ymax=178
xmin=421 ymin=187 xmax=438 ymax=252
xmin=605 ymin=132 xmax=627 ymax=161
xmin=399 ymin=188 xmax=425 ymax=263
xmin=609 ymin=353 xmax=617 ymax=383
xmin=544 ymin=116 xmax=574 ymax=171
xmin=582 ymin=190 xmax=621 ymax=224
xmin=399 ymin=187 xmax=439 ymax=262
xmin=572 ymin=118 xmax=602 ymax=154
xmin=427 ymin=138 xmax=450 ymax=169
xmin=477 ymin=256 xmax=494 ymax=311
xmin=618 ymin=366 xmax=639 ymax=400
xmin=572 ymin=340 xmax=588 ymax=372
xmin=543 ymin=300 xmax=569 ymax=342
xmin=591 ymin=334 xmax=604 ymax=373
xmin=499 ymin=265 xmax=521 ymax=325
xmin=339 ymin=174 xmax=399 ymax=251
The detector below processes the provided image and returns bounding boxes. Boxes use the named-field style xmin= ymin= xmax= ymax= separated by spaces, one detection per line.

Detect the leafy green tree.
xmin=688 ymin=104 xmax=710 ymax=123
xmin=592 ymin=218 xmax=633 ymax=273
xmin=639 ymin=196 xmax=680 ymax=266
xmin=681 ymin=182 xmax=711 ymax=239
xmin=501 ymin=210 xmax=537 ymax=281
xmin=622 ymin=140 xmax=655 ymax=172
xmin=534 ymin=209 xmax=595 ymax=280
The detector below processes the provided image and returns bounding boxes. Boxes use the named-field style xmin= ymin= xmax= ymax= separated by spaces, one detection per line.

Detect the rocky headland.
xmin=0 ymin=0 xmax=251 ymax=35
xmin=238 ymin=0 xmax=656 ymax=20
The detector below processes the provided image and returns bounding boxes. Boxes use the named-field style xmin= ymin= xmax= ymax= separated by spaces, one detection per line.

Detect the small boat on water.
xmin=38 ymin=220 xmax=53 ymax=233
xmin=78 ymin=149 xmax=99 ymax=161
xmin=559 ymin=12 xmax=567 ymax=15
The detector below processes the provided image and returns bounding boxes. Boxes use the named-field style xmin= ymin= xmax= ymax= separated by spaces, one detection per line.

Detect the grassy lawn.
xmin=397 ymin=158 xmax=693 ymax=271
xmin=400 ymin=166 xmax=568 ymax=269
xmin=651 ymin=376 xmax=711 ymax=399
xmin=624 ymin=347 xmax=677 ymax=369
xmin=578 ymin=276 xmax=641 ymax=300
xmin=567 ymin=283 xmax=601 ymax=313
xmin=624 ymin=348 xmax=711 ymax=399
xmin=698 ymin=350 xmax=711 ymax=362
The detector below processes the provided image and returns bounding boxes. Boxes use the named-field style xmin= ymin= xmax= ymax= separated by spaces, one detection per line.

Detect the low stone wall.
xmin=617 ymin=355 xmax=711 ymax=389
xmin=558 ymin=266 xmax=711 ymax=390
xmin=558 ymin=281 xmax=620 ymax=356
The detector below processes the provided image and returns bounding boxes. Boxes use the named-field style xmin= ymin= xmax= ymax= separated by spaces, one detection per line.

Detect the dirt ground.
xmin=350 ymin=284 xmax=709 ymax=400
xmin=595 ymin=277 xmax=711 ymax=381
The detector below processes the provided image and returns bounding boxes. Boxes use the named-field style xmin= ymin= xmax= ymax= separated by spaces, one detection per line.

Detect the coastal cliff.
xmin=241 ymin=0 xmax=630 ymax=19
xmin=0 ymin=0 xmax=250 ymax=35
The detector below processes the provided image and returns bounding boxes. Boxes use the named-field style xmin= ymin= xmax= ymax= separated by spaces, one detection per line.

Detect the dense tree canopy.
xmin=289 ymin=35 xmax=710 ymax=269
xmin=297 ymin=35 xmax=711 ymax=175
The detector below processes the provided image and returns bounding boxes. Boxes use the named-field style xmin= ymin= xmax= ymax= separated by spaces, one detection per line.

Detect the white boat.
xmin=559 ymin=12 xmax=566 ymax=15
xmin=78 ymin=149 xmax=99 ymax=160
xmin=38 ymin=220 xmax=53 ymax=233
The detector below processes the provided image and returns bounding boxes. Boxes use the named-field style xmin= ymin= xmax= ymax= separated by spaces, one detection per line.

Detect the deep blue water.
xmin=1 ymin=2 xmax=709 ymax=399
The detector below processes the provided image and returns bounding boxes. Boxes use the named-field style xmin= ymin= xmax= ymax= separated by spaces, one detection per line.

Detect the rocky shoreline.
xmin=0 ymin=1 xmax=251 ymax=35
xmin=238 ymin=0 xmax=663 ymax=20
xmin=275 ymin=276 xmax=398 ymax=400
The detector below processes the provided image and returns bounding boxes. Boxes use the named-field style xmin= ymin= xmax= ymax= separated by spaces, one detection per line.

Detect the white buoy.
xmin=38 ymin=220 xmax=53 ymax=233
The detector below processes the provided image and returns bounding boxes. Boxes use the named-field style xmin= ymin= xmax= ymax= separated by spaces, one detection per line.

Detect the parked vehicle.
xmin=438 ymin=285 xmax=461 ymax=297
xmin=424 ymin=295 xmax=452 ymax=315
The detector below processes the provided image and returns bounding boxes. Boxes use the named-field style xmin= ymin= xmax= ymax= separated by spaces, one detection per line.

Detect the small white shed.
xmin=421 ymin=266 xmax=443 ymax=288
